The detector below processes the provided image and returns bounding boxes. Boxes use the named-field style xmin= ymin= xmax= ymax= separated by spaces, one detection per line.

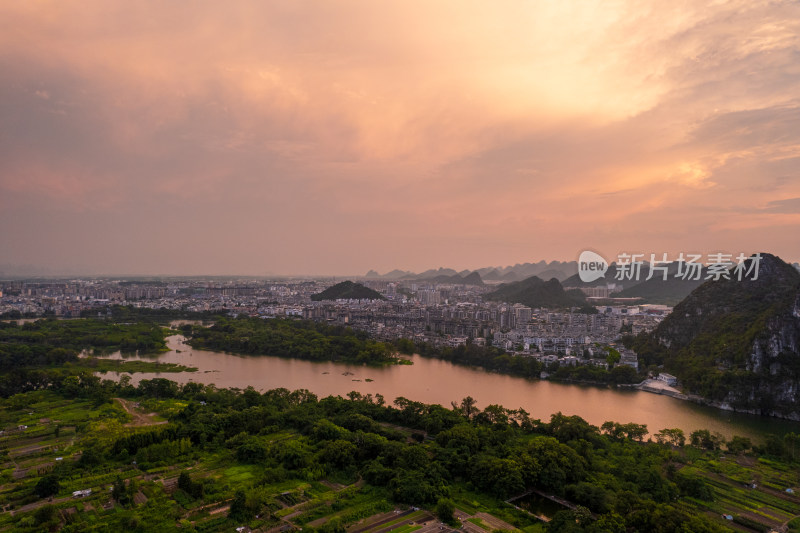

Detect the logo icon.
xmin=578 ymin=250 xmax=608 ymax=282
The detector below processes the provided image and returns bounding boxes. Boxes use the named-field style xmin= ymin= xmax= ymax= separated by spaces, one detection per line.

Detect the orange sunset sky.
xmin=1 ymin=1 xmax=799 ymax=275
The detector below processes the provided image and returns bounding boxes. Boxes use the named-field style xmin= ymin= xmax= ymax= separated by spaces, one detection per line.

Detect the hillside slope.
xmin=311 ymin=281 xmax=386 ymax=301
xmin=632 ymin=253 xmax=800 ymax=419
xmin=484 ymin=276 xmax=590 ymax=310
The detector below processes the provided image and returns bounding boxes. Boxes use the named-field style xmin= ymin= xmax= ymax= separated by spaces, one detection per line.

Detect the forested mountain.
xmin=560 ymin=261 xmax=714 ymax=305
xmin=612 ymin=263 xmax=706 ymax=305
xmin=561 ymin=263 xmax=645 ymax=290
xmin=311 ymin=281 xmax=386 ymax=301
xmin=484 ymin=276 xmax=591 ymax=310
xmin=628 ymin=253 xmax=800 ymax=419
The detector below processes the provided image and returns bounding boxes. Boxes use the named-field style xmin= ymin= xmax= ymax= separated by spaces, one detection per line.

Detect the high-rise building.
xmin=417 ymin=289 xmax=441 ymax=305
xmin=513 ymin=304 xmax=532 ymax=325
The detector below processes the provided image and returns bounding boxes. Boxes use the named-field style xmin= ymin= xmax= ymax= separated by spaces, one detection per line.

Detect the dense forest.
xmin=0 ymin=319 xmax=187 ymax=398
xmin=0 ymin=318 xmax=170 ymax=356
xmin=186 ymin=317 xmax=403 ymax=365
xmin=2 ymin=377 xmax=800 ymax=532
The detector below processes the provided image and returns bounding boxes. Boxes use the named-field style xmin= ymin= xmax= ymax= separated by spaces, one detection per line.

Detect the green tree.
xmin=178 ymin=472 xmax=193 ymax=493
xmin=589 ymin=512 xmax=626 ymax=533
xmin=435 ymin=498 xmax=456 ymax=524
xmin=606 ymin=347 xmax=621 ymax=365
xmin=726 ymin=435 xmax=752 ymax=454
xmin=236 ymin=437 xmax=268 ymax=463
xmin=177 ymin=471 xmax=203 ymax=499
xmin=675 ymin=472 xmax=714 ymax=501
xmin=229 ymin=489 xmax=249 ymax=522
xmin=34 ymin=474 xmax=60 ymax=498
xmin=112 ymin=476 xmax=132 ymax=506
xmin=319 ymin=439 xmax=357 ymax=468
xmin=34 ymin=505 xmax=59 ymax=529
xmin=654 ymin=428 xmax=686 ymax=447
xmin=319 ymin=517 xmax=345 ymax=533
xmin=452 ymin=396 xmax=479 ymax=419
xmin=783 ymin=432 xmax=800 ymax=461
xmin=523 ymin=436 xmax=585 ymax=493
xmin=548 ymin=510 xmax=586 ymax=532
xmin=690 ymin=430 xmax=724 ymax=450
xmin=470 ymin=456 xmax=524 ymax=498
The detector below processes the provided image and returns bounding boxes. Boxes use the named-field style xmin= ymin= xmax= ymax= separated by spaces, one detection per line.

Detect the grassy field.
xmin=0 ymin=391 xmax=279 ymax=531
xmin=466 ymin=517 xmax=491 ymax=530
xmin=448 ymin=485 xmax=538 ymax=531
xmin=0 ymin=390 xmax=405 ymax=532
xmin=3 ymin=387 xmax=799 ymax=533
xmin=390 ymin=524 xmax=423 ymax=533
xmin=676 ymin=452 xmax=800 ymax=532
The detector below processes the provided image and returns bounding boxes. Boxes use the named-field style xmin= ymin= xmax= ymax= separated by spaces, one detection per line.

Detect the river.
xmin=94 ymin=331 xmax=800 ymax=442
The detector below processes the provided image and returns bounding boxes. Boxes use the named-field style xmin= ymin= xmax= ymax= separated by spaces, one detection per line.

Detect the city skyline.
xmin=2 ymin=1 xmax=800 ymax=276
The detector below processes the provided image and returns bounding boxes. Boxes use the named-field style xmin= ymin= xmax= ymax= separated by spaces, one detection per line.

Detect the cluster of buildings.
xmin=0 ymin=279 xmax=318 ymax=318
xmin=1 ymin=278 xmax=669 ymax=374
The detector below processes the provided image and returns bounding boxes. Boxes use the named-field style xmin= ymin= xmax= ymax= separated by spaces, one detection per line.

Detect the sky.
xmin=1 ymin=1 xmax=799 ymax=276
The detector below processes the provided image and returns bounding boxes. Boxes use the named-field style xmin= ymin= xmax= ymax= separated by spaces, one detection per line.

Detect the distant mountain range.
xmin=365 ymin=261 xmax=578 ymax=283
xmin=420 ymin=271 xmax=485 ymax=286
xmin=310 ymin=281 xmax=386 ymax=301
xmin=364 ymin=260 xmax=800 ymax=305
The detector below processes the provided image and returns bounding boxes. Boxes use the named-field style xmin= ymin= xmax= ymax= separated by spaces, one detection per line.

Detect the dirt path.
xmin=10 ymin=495 xmax=73 ymax=515
xmin=114 ymin=398 xmax=167 ymax=427
xmin=778 ymin=511 xmax=800 ymax=533
xmin=455 ymin=510 xmax=491 ymax=533
xmin=474 ymin=511 xmax=515 ymax=531
xmin=347 ymin=509 xmax=416 ymax=533
xmin=8 ymin=443 xmax=53 ymax=458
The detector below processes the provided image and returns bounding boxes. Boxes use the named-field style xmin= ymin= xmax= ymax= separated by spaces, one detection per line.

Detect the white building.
xmin=657 ymin=373 xmax=678 ymax=387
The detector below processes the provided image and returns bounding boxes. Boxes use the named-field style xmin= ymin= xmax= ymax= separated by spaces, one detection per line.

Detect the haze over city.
xmin=1 ymin=1 xmax=799 ymax=276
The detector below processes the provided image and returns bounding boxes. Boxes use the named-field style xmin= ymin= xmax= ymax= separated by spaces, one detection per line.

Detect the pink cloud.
xmin=0 ymin=0 xmax=798 ymax=274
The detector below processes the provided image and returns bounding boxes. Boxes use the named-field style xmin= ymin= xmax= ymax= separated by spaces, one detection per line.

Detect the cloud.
xmin=763 ymin=197 xmax=800 ymax=214
xmin=0 ymin=0 xmax=798 ymax=274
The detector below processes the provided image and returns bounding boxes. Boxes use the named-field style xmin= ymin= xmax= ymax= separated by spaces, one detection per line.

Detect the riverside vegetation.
xmin=1 ymin=317 xmax=800 ymax=532
xmin=2 ymin=381 xmax=800 ymax=532
xmin=0 ymin=318 xmax=195 ymax=398
xmin=402 ymin=340 xmax=640 ymax=385
xmin=185 ymin=317 xmax=406 ymax=366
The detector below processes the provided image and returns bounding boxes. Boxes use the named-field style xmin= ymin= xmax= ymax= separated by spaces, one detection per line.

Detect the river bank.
xmin=629 ymin=379 xmax=800 ymax=423
xmin=93 ymin=333 xmax=800 ymax=441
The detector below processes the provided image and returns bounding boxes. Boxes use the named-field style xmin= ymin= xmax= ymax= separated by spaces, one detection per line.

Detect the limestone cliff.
xmin=644 ymin=253 xmax=800 ymax=419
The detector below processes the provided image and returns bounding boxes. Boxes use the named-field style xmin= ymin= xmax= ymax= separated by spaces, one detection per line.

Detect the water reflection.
xmin=97 ymin=331 xmax=800 ymax=441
